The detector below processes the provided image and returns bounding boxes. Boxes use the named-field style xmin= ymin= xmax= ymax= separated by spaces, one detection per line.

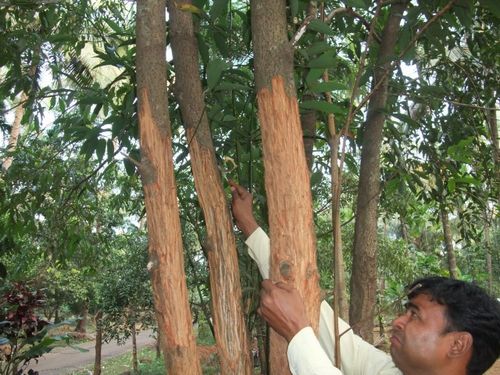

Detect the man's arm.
xmin=230 ymin=182 xmax=399 ymax=375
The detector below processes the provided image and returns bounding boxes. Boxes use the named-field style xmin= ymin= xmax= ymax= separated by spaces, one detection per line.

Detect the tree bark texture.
xmin=301 ymin=94 xmax=317 ymax=172
xmin=136 ymin=1 xmax=201 ymax=373
xmin=166 ymin=1 xmax=252 ymax=374
xmin=132 ymin=323 xmax=138 ymax=373
xmin=75 ymin=303 xmax=88 ymax=334
xmin=484 ymin=215 xmax=493 ymax=293
xmin=2 ymin=92 xmax=27 ymax=173
xmin=440 ymin=206 xmax=458 ymax=279
xmin=251 ymin=2 xmax=321 ymax=373
xmin=93 ymin=311 xmax=103 ymax=375
xmin=350 ymin=1 xmax=408 ymax=342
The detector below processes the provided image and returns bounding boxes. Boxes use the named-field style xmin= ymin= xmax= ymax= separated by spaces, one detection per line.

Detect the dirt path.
xmin=27 ymin=330 xmax=156 ymax=375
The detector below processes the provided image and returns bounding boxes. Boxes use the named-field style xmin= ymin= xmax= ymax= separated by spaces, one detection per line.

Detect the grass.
xmin=70 ymin=347 xmax=164 ymax=375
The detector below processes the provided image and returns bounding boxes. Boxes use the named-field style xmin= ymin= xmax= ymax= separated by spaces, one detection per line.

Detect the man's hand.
xmin=258 ymin=280 xmax=310 ymax=342
xmin=229 ymin=180 xmax=258 ymax=238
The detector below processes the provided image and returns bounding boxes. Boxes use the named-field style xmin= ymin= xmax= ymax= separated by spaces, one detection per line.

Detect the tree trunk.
xmin=484 ymin=213 xmax=493 ymax=293
xmin=2 ymin=92 xmax=27 ymax=173
xmin=440 ymin=206 xmax=458 ymax=279
xmin=131 ymin=323 xmax=138 ymax=373
xmin=301 ymin=95 xmax=317 ymax=172
xmin=93 ymin=311 xmax=103 ymax=375
xmin=486 ymin=103 xmax=500 ymax=173
xmin=166 ymin=2 xmax=252 ymax=374
xmin=251 ymin=1 xmax=322 ymax=373
xmin=136 ymin=1 xmax=201 ymax=374
xmin=2 ymin=52 xmax=37 ymax=174
xmin=75 ymin=303 xmax=88 ymax=334
xmin=350 ymin=1 xmax=408 ymax=343
xmin=156 ymin=330 xmax=162 ymax=360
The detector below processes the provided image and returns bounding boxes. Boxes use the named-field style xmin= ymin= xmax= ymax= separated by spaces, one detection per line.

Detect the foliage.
xmin=0 ymin=1 xmax=498 ymax=367
xmin=0 ymin=282 xmax=73 ymax=375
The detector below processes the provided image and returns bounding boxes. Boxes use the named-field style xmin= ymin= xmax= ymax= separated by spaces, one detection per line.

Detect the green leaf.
xmin=96 ymin=139 xmax=106 ymax=162
xmin=305 ymin=41 xmax=332 ymax=57
xmin=123 ymin=158 xmax=135 ymax=177
xmin=104 ymin=18 xmax=123 ymax=34
xmin=343 ymin=0 xmax=368 ymax=8
xmin=454 ymin=176 xmax=480 ymax=186
xmin=305 ymin=68 xmax=324 ymax=86
xmin=207 ymin=59 xmax=229 ymax=90
xmin=300 ymin=100 xmax=345 ymax=115
xmin=80 ymin=134 xmax=99 ymax=161
xmin=310 ymin=171 xmax=323 ymax=186
xmin=213 ymin=81 xmax=250 ymax=92
xmin=447 ymin=179 xmax=456 ymax=193
xmin=211 ymin=0 xmax=229 ymax=20
xmin=213 ymin=29 xmax=229 ymax=57
xmin=307 ymin=50 xmax=337 ymax=68
xmin=107 ymin=139 xmax=114 ymax=162
xmin=309 ymin=81 xmax=348 ymax=93
xmin=308 ymin=19 xmax=335 ymax=35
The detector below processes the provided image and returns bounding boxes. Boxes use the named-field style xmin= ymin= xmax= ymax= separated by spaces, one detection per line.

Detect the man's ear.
xmin=448 ymin=331 xmax=473 ymax=358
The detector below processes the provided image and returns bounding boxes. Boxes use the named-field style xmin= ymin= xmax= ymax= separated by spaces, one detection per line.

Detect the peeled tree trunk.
xmin=136 ymin=1 xmax=201 ymax=373
xmin=251 ymin=1 xmax=321 ymax=373
xmin=165 ymin=1 xmax=252 ymax=373
xmin=350 ymin=1 xmax=408 ymax=342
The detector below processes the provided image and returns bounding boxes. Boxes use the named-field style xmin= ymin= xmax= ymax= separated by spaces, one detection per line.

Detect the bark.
xmin=301 ymin=95 xmax=317 ymax=172
xmin=93 ymin=311 xmax=103 ymax=375
xmin=440 ymin=206 xmax=458 ymax=279
xmin=350 ymin=1 xmax=408 ymax=342
xmin=131 ymin=323 xmax=138 ymax=373
xmin=2 ymin=92 xmax=27 ymax=173
xmin=251 ymin=1 xmax=321 ymax=373
xmin=484 ymin=214 xmax=493 ymax=293
xmin=486 ymin=106 xmax=499 ymax=204
xmin=136 ymin=1 xmax=201 ymax=373
xmin=156 ymin=333 xmax=161 ymax=360
xmin=75 ymin=303 xmax=88 ymax=334
xmin=166 ymin=2 xmax=252 ymax=374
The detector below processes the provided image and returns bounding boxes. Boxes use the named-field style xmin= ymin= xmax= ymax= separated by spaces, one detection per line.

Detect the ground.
xmin=28 ymin=329 xmax=156 ymax=375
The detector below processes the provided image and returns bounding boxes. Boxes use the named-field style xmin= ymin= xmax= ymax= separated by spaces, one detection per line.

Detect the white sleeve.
xmin=245 ymin=228 xmax=400 ymax=375
xmin=318 ymin=301 xmax=401 ymax=375
xmin=245 ymin=227 xmax=270 ymax=279
xmin=288 ymin=327 xmax=342 ymax=375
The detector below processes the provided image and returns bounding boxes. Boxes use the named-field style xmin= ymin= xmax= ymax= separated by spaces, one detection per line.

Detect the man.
xmin=230 ymin=181 xmax=500 ymax=375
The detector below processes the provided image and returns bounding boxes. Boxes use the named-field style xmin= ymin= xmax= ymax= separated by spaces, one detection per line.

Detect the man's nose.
xmin=392 ymin=312 xmax=409 ymax=330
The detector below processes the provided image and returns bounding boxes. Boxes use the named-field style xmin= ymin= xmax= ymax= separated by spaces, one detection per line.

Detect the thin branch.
xmin=325 ymin=7 xmax=381 ymax=43
xmin=291 ymin=14 xmax=316 ymax=46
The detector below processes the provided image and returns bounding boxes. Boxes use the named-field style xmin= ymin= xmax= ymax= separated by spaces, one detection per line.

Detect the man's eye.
xmin=410 ymin=310 xmax=418 ymax=319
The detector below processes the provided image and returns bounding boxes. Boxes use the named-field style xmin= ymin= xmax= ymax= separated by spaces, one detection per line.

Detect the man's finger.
xmin=275 ymin=281 xmax=294 ymax=292
xmin=261 ymin=279 xmax=275 ymax=292
xmin=229 ymin=180 xmax=249 ymax=197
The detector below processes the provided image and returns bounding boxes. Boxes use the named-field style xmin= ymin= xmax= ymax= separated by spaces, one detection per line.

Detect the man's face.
xmin=390 ymin=293 xmax=455 ymax=372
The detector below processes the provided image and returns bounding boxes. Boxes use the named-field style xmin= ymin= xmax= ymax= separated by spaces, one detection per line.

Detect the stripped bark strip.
xmin=166 ymin=1 xmax=253 ymax=373
xmin=136 ymin=1 xmax=201 ymax=373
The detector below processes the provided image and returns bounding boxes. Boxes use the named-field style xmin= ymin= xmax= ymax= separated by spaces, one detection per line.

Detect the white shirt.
xmin=246 ymin=227 xmax=402 ymax=375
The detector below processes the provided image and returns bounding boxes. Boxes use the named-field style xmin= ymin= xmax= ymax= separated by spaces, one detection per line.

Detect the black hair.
xmin=407 ymin=276 xmax=500 ymax=375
